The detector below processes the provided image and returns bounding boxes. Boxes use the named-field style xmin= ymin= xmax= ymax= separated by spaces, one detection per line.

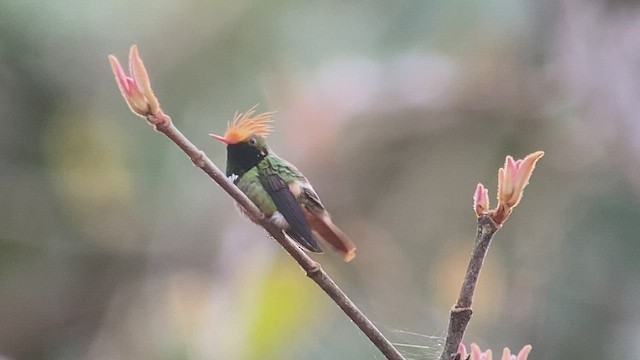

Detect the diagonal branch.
xmin=144 ymin=111 xmax=405 ymax=360
xmin=439 ymin=215 xmax=500 ymax=360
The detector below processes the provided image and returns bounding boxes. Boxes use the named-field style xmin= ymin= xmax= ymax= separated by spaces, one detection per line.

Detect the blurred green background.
xmin=2 ymin=0 xmax=640 ymax=359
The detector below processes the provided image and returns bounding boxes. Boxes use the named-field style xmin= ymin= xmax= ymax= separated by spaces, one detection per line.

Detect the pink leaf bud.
xmin=474 ymin=183 xmax=490 ymax=217
xmin=492 ymin=151 xmax=544 ymax=224
xmin=497 ymin=151 xmax=544 ymax=208
xmin=129 ymin=45 xmax=160 ymax=114
xmin=108 ymin=45 xmax=160 ymax=117
xmin=459 ymin=343 xmax=532 ymax=360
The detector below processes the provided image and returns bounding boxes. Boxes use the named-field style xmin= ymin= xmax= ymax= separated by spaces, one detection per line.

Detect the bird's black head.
xmin=224 ymin=135 xmax=270 ymax=179
xmin=209 ymin=106 xmax=275 ymax=179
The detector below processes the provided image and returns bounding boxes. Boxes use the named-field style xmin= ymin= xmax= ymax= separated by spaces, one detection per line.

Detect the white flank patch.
xmin=270 ymin=211 xmax=289 ymax=228
xmin=301 ymin=181 xmax=315 ymax=193
xmin=228 ymin=174 xmax=238 ymax=183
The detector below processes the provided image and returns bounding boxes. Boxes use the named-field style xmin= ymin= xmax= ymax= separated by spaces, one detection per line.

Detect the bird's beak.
xmin=209 ymin=133 xmax=229 ymax=144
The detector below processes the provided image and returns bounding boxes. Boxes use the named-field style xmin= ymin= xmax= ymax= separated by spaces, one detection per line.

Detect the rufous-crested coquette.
xmin=210 ymin=107 xmax=356 ymax=262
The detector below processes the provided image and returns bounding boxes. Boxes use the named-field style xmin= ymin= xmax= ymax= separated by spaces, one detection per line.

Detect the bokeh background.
xmin=2 ymin=0 xmax=640 ymax=359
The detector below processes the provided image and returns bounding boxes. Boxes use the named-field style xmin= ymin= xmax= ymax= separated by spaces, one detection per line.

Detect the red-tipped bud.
xmin=471 ymin=343 xmax=491 ymax=360
xmin=108 ymin=45 xmax=160 ymax=117
xmin=129 ymin=45 xmax=160 ymax=114
xmin=473 ymin=151 xmax=544 ymax=224
xmin=497 ymin=151 xmax=544 ymax=209
xmin=458 ymin=343 xmax=532 ymax=360
xmin=457 ymin=343 xmax=468 ymax=360
xmin=492 ymin=151 xmax=544 ymax=224
xmin=474 ymin=183 xmax=490 ymax=217
xmin=502 ymin=345 xmax=532 ymax=360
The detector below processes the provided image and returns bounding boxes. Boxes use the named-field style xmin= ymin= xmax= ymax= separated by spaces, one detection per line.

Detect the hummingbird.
xmin=210 ymin=106 xmax=356 ymax=262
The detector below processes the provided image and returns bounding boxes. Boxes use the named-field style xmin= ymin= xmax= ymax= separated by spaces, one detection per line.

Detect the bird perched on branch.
xmin=210 ymin=106 xmax=356 ymax=262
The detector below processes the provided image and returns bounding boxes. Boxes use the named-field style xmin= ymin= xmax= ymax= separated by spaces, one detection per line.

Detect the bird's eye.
xmin=248 ymin=138 xmax=257 ymax=146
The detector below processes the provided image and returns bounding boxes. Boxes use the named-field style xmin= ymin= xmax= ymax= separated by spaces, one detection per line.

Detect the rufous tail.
xmin=305 ymin=212 xmax=356 ymax=262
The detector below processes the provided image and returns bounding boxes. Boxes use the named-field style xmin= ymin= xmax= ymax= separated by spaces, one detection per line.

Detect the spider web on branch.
xmin=374 ymin=323 xmax=446 ymax=360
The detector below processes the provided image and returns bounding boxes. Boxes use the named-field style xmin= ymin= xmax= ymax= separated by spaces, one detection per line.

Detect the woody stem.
xmin=439 ymin=215 xmax=500 ymax=360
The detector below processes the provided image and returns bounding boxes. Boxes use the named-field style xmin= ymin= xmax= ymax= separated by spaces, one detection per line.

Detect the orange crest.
xmin=222 ymin=105 xmax=275 ymax=144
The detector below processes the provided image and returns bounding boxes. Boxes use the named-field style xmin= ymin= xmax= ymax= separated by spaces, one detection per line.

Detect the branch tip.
xmin=109 ymin=44 xmax=161 ymax=118
xmin=472 ymin=151 xmax=544 ymax=224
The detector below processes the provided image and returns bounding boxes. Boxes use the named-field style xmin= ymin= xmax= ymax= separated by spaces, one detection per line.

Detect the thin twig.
xmin=144 ymin=111 xmax=405 ymax=360
xmin=439 ymin=215 xmax=500 ymax=360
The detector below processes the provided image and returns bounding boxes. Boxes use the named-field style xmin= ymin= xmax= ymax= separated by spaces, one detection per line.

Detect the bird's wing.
xmin=259 ymin=171 xmax=322 ymax=253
